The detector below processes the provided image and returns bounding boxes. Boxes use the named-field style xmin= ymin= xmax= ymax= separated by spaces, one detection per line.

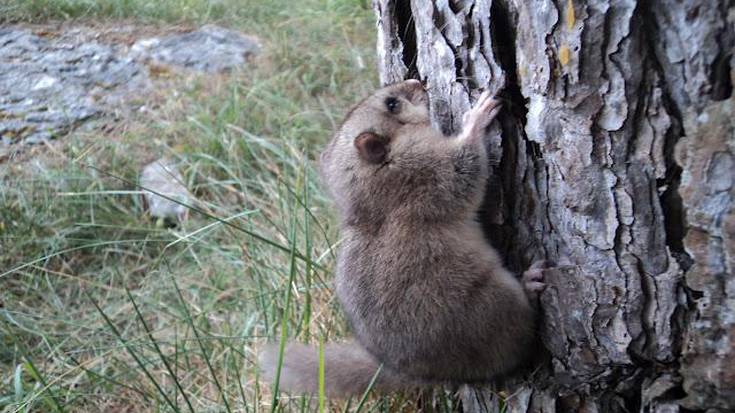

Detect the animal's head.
xmin=319 ymin=80 xmax=431 ymax=219
xmin=322 ymin=79 xmax=429 ymax=166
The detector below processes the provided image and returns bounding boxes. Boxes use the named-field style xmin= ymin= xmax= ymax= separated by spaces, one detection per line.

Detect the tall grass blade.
xmin=126 ymin=287 xmax=195 ymax=413
xmin=270 ymin=198 xmax=300 ymax=412
xmin=86 ymin=291 xmax=180 ymax=412
xmin=297 ymin=165 xmax=315 ymax=338
xmin=318 ymin=337 xmax=325 ymax=413
xmin=170 ymin=276 xmax=233 ymax=413
xmin=21 ymin=357 xmax=65 ymax=413
xmin=8 ymin=336 xmax=65 ymax=413
xmin=83 ymin=164 xmax=322 ymax=270
xmin=354 ymin=365 xmax=383 ymax=413
xmin=67 ymin=355 xmax=150 ymax=400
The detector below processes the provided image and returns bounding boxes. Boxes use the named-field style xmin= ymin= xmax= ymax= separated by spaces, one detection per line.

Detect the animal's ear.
xmin=354 ymin=132 xmax=389 ymax=164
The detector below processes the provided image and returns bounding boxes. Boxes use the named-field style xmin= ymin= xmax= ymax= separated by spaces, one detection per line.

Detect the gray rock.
xmin=0 ymin=24 xmax=259 ymax=145
xmin=131 ymin=25 xmax=260 ymax=73
xmin=0 ymin=27 xmax=150 ymax=145
xmin=139 ymin=158 xmax=192 ymax=224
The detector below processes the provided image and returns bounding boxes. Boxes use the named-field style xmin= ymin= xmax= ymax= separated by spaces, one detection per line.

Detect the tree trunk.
xmin=372 ymin=0 xmax=734 ymax=411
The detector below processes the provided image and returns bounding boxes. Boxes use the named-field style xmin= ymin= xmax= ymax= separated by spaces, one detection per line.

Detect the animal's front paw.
xmin=460 ymin=91 xmax=502 ymax=142
xmin=523 ymin=260 xmax=549 ymax=301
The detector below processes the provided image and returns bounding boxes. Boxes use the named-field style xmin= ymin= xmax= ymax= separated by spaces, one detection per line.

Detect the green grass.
xmin=0 ymin=0 xmax=367 ymax=25
xmin=0 ymin=0 xmax=465 ymax=411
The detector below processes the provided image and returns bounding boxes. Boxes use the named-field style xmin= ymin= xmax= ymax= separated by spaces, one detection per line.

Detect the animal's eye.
xmin=384 ymin=97 xmax=400 ymax=113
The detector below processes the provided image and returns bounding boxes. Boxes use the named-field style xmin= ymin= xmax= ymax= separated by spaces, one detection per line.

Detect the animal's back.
xmin=336 ymin=220 xmax=536 ymax=382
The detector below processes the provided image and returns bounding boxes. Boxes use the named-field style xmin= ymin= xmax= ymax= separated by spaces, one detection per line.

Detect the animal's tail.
xmin=258 ymin=340 xmax=418 ymax=397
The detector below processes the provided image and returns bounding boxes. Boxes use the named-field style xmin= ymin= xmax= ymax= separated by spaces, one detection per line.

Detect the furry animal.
xmin=260 ymin=79 xmax=545 ymax=397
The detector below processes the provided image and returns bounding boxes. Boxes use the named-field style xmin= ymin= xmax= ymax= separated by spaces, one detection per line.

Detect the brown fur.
xmin=258 ymin=341 xmax=420 ymax=397
xmin=259 ymin=80 xmax=538 ymax=397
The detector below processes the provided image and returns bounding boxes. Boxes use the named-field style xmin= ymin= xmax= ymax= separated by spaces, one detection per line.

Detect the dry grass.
xmin=0 ymin=1 xmax=470 ymax=411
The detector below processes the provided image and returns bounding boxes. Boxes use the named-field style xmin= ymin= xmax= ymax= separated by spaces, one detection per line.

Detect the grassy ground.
xmin=0 ymin=0 xmax=454 ymax=411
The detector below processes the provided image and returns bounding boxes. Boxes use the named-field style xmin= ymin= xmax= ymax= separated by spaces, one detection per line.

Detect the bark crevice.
xmin=639 ymin=0 xmax=693 ymax=273
xmin=394 ymin=0 xmax=418 ymax=79
xmin=710 ymin=48 xmax=732 ymax=101
xmin=489 ymin=0 xmax=527 ymax=126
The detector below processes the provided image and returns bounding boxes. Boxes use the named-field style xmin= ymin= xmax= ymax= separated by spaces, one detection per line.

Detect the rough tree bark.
xmin=372 ymin=0 xmax=733 ymax=411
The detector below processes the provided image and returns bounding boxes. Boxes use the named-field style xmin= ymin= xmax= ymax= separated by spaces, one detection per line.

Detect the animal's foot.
xmin=523 ymin=260 xmax=549 ymax=301
xmin=460 ymin=91 xmax=502 ymax=142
